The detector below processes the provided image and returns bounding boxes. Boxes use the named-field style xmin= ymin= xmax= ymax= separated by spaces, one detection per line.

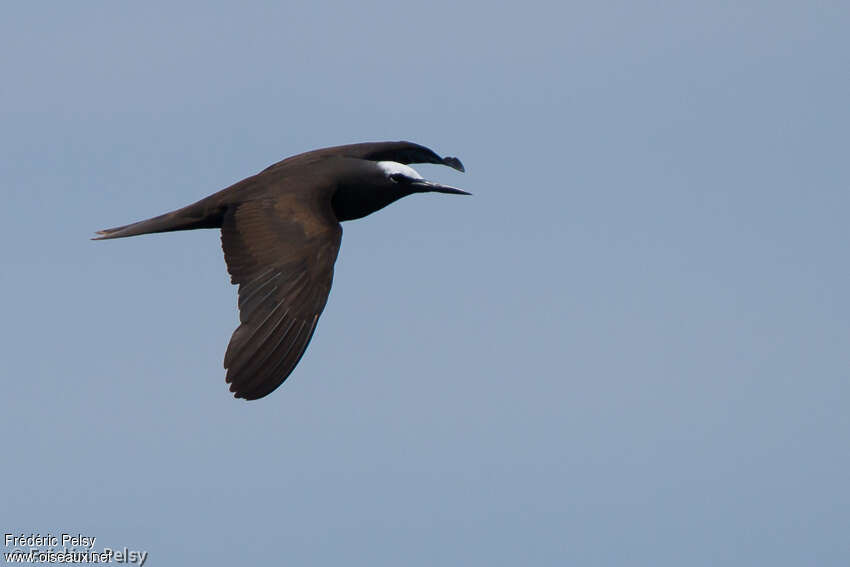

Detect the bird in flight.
xmin=94 ymin=141 xmax=468 ymax=400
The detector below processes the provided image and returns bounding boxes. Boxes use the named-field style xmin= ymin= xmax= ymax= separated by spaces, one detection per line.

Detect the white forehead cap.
xmin=376 ymin=161 xmax=423 ymax=180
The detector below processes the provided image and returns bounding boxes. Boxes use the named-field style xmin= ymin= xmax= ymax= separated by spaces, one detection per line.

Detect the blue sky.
xmin=3 ymin=2 xmax=849 ymax=565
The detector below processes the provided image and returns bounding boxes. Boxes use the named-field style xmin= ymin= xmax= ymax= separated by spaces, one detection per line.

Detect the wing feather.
xmin=220 ymin=198 xmax=341 ymax=400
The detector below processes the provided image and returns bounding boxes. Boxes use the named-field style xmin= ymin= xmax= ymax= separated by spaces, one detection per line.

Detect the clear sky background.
xmin=2 ymin=2 xmax=848 ymax=565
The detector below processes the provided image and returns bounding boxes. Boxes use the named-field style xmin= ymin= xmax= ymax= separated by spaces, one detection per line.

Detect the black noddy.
xmin=94 ymin=141 xmax=468 ymax=400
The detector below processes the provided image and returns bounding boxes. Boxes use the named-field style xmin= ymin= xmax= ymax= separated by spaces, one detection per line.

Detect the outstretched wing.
xmin=261 ymin=141 xmax=465 ymax=174
xmin=220 ymin=197 xmax=342 ymax=400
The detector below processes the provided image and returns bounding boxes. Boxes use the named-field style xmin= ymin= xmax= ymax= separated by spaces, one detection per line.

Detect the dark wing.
xmin=262 ymin=141 xmax=464 ymax=174
xmin=336 ymin=141 xmax=465 ymax=171
xmin=220 ymin=197 xmax=342 ymax=400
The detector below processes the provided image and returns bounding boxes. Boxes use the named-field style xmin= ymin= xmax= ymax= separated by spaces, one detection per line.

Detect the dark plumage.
xmin=94 ymin=141 xmax=467 ymax=400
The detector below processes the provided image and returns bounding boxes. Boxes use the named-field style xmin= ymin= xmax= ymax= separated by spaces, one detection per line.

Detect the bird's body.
xmin=95 ymin=141 xmax=467 ymax=400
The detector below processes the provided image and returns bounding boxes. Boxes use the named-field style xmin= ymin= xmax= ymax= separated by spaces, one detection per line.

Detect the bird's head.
xmin=375 ymin=161 xmax=470 ymax=196
xmin=331 ymin=156 xmax=468 ymax=222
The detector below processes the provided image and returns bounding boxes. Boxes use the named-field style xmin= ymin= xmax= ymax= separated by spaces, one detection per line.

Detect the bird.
xmin=94 ymin=141 xmax=468 ymax=400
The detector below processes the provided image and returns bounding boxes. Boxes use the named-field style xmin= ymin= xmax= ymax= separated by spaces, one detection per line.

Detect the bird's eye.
xmin=389 ymin=173 xmax=407 ymax=184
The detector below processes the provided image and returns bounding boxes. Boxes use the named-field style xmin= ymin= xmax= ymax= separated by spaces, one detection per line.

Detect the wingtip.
xmin=227 ymin=377 xmax=257 ymax=401
xmin=442 ymin=156 xmax=465 ymax=172
xmin=230 ymin=386 xmax=261 ymax=401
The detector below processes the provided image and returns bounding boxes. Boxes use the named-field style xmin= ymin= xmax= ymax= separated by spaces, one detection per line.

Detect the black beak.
xmin=410 ymin=179 xmax=472 ymax=196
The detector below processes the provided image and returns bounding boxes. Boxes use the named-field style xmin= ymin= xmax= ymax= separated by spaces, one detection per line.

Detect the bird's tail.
xmin=93 ymin=199 xmax=226 ymax=240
